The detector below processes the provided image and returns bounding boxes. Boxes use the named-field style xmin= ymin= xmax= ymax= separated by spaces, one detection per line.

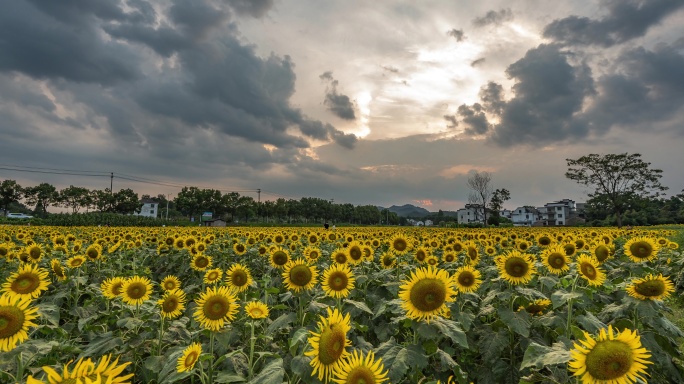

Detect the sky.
xmin=1 ymin=0 xmax=683 ymax=212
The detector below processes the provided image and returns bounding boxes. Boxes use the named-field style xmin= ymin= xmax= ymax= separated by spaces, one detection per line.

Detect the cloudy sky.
xmin=1 ymin=0 xmax=683 ymax=211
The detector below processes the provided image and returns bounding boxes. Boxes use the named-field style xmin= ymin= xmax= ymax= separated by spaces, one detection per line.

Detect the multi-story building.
xmin=456 ymin=204 xmax=485 ymax=224
xmin=134 ymin=198 xmax=159 ymax=218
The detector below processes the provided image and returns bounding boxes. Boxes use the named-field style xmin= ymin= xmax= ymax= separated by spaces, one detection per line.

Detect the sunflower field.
xmin=1 ymin=225 xmax=684 ymax=383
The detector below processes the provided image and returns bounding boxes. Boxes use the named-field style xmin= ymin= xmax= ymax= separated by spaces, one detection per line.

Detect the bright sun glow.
xmin=355 ymin=91 xmax=372 ymax=138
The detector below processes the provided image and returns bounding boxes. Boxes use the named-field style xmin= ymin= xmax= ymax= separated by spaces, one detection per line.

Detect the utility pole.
xmin=110 ymin=172 xmax=113 ymax=194
xmin=165 ymin=194 xmax=170 ymax=221
xmin=257 ymin=189 xmax=261 ymax=223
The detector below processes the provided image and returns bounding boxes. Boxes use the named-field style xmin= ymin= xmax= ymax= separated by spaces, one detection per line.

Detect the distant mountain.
xmin=387 ymin=204 xmax=431 ymax=218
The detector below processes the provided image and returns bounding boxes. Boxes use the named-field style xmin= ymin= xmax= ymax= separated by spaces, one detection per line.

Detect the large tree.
xmin=23 ymin=182 xmax=58 ymax=217
xmin=58 ymin=186 xmax=91 ymax=213
xmin=0 ymin=180 xmax=24 ymax=216
xmin=467 ymin=171 xmax=493 ymax=225
xmin=488 ymin=188 xmax=511 ymax=226
xmin=565 ymin=153 xmax=668 ymax=228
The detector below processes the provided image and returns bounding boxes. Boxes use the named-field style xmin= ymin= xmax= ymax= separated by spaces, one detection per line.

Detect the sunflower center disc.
xmin=630 ymin=242 xmax=652 ymax=259
xmin=550 ymin=254 xmax=565 ymax=267
xmin=458 ymin=272 xmax=473 ymax=287
xmin=348 ymin=366 xmax=374 ymax=384
xmin=505 ymin=257 xmax=528 ymax=278
xmin=416 ymin=251 xmax=426 ymax=261
xmin=205 ymin=296 xmax=229 ymax=320
xmin=163 ymin=297 xmax=178 ymax=312
xmin=0 ymin=306 xmax=25 ymax=339
xmin=634 ymin=280 xmax=665 ymax=297
xmin=410 ymin=278 xmax=446 ymax=312
xmin=128 ymin=283 xmax=145 ymax=299
xmin=186 ymin=352 xmax=198 ymax=366
xmin=585 ymin=340 xmax=633 ymax=380
xmin=290 ymin=266 xmax=312 ymax=286
xmin=595 ymin=246 xmax=609 ymax=262
xmin=273 ymin=252 xmax=288 ymax=265
xmin=232 ymin=272 xmax=246 ymax=286
xmin=330 ymin=273 xmax=348 ymax=291
xmin=394 ymin=240 xmax=407 ymax=252
xmin=12 ymin=275 xmax=39 ymax=294
xmin=581 ymin=263 xmax=596 ymax=279
xmin=318 ymin=326 xmax=346 ymax=365
xmin=350 ymin=247 xmax=362 ymax=260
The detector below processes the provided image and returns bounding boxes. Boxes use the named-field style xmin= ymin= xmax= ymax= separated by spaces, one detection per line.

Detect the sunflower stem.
xmin=208 ymin=331 xmax=215 ymax=383
xmin=15 ymin=353 xmax=23 ymax=383
xmin=566 ymin=275 xmax=580 ymax=337
xmin=248 ymin=320 xmax=256 ymax=380
xmin=158 ymin=316 xmax=165 ymax=356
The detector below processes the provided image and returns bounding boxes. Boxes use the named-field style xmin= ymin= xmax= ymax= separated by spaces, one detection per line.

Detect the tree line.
xmin=0 ymin=181 xmax=401 ymax=225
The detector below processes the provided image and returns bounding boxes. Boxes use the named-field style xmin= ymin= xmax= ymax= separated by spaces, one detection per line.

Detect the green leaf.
xmin=575 ymin=312 xmax=606 ymax=333
xmin=540 ymin=275 xmax=559 ymax=290
xmin=266 ymin=312 xmax=296 ymax=336
xmin=249 ymin=358 xmax=284 ymax=384
xmin=79 ymin=332 xmax=123 ymax=358
xmin=430 ymin=318 xmax=469 ymax=348
xmin=497 ymin=307 xmax=531 ymax=337
xmin=289 ymin=327 xmax=309 ymax=356
xmin=37 ymin=304 xmax=60 ymax=327
xmin=215 ymin=373 xmax=247 ymax=383
xmin=435 ymin=349 xmax=457 ymax=369
xmin=290 ymin=355 xmax=312 ymax=378
xmin=144 ymin=356 xmax=165 ymax=372
xmin=344 ymin=299 xmax=373 ymax=314
xmin=520 ymin=342 xmax=571 ymax=370
xmin=479 ymin=328 xmax=509 ymax=364
xmin=550 ymin=290 xmax=582 ymax=309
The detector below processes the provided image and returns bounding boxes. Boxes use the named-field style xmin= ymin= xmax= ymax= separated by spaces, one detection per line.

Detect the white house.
xmin=424 ymin=220 xmax=434 ymax=226
xmin=456 ymin=204 xmax=485 ymax=224
xmin=509 ymin=206 xmax=540 ymax=226
xmin=541 ymin=199 xmax=576 ymax=226
xmin=134 ymin=198 xmax=159 ymax=218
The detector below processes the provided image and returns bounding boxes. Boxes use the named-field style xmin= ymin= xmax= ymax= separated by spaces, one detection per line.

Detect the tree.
xmin=58 ymin=186 xmax=91 ymax=214
xmin=23 ymin=183 xmax=59 ymax=217
xmin=0 ymin=180 xmax=23 ymax=216
xmin=566 ymin=153 xmax=668 ymax=228
xmin=467 ymin=171 xmax=493 ymax=225
xmin=488 ymin=188 xmax=511 ymax=226
xmin=111 ymin=188 xmax=142 ymax=214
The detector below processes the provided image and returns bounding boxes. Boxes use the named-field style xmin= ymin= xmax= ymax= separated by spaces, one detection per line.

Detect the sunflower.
xmin=330 ymin=248 xmax=348 ymax=265
xmin=177 ymin=343 xmax=202 ymax=373
xmin=193 ymin=286 xmax=239 ymax=331
xmin=305 ymin=308 xmax=352 ymax=383
xmin=321 ymin=263 xmax=355 ymax=299
xmin=29 ymin=354 xmax=134 ymax=383
xmin=624 ymin=237 xmax=660 ymax=263
xmin=233 ymin=242 xmax=247 ymax=255
xmin=484 ymin=246 xmax=497 ymax=257
xmin=569 ymin=325 xmax=651 ymax=384
xmin=121 ymin=276 xmax=153 ymax=306
xmin=398 ymin=266 xmax=457 ymax=323
xmin=245 ymin=301 xmax=270 ymax=319
xmin=576 ymin=255 xmax=606 ymax=287
xmin=0 ymin=295 xmax=39 ymax=351
xmin=1 ymin=263 xmax=51 ymax=300
xmin=331 ymin=349 xmax=389 ymax=384
xmin=304 ymin=246 xmax=322 ymax=263
xmin=591 ymin=243 xmax=612 ymax=263
xmin=453 ymin=265 xmax=482 ymax=293
xmin=452 ymin=241 xmax=465 ymax=253
xmin=203 ymin=268 xmax=223 ymax=285
xmin=516 ymin=240 xmax=531 ymax=252
xmin=283 ymin=259 xmax=318 ymax=293
xmin=0 ymin=243 xmax=13 ymax=260
xmin=158 ymin=289 xmax=186 ymax=319
xmin=346 ymin=242 xmax=365 ymax=264
xmin=626 ymin=274 xmax=675 ymax=301
xmin=101 ymin=277 xmax=126 ymax=299
xmin=84 ymin=244 xmax=103 ymax=261
xmin=50 ymin=259 xmax=67 ymax=281
xmin=25 ymin=244 xmax=45 ymax=263
xmin=190 ymin=254 xmax=213 ymax=271
xmin=225 ymin=263 xmax=254 ymax=293
xmin=563 ymin=242 xmax=577 ymax=257
xmin=160 ymin=275 xmax=181 ymax=292
xmin=380 ymin=252 xmax=396 ymax=269
xmin=464 ymin=243 xmax=480 ymax=265
xmin=413 ymin=247 xmax=430 ymax=264
xmin=541 ymin=245 xmax=570 ymax=275
xmin=537 ymin=234 xmax=554 ymax=247
xmin=495 ymin=250 xmax=537 ymax=285
xmin=425 ymin=255 xmax=439 ymax=266
xmin=519 ymin=298 xmax=551 ymax=316
xmin=270 ymin=249 xmax=290 ymax=269
xmin=389 ymin=233 xmax=410 ymax=254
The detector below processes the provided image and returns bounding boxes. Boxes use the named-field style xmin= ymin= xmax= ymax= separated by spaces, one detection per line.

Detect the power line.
xmin=0 ymin=166 xmax=109 ymax=177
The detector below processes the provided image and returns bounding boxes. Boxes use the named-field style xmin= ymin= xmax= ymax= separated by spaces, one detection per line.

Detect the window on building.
xmin=150 ymin=210 xmax=155 ymax=215
xmin=558 ymin=221 xmax=564 ymax=225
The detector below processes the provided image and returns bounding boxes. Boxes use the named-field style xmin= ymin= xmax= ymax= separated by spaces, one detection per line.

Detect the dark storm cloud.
xmin=0 ymin=1 xmax=140 ymax=84
xmin=543 ymin=0 xmax=684 ymax=47
xmin=319 ymin=72 xmax=357 ymax=121
xmin=581 ymin=45 xmax=684 ymax=132
xmin=224 ymin=0 xmax=275 ymax=18
xmin=470 ymin=58 xmax=486 ymax=67
xmin=443 ymin=115 xmax=458 ymax=129
xmin=447 ymin=28 xmax=465 ymax=42
xmin=459 ymin=45 xmax=594 ymax=146
xmin=457 ymin=103 xmax=491 ymax=135
xmin=473 ymin=8 xmax=513 ymax=27
xmin=0 ymin=0 xmax=354 ymax=173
